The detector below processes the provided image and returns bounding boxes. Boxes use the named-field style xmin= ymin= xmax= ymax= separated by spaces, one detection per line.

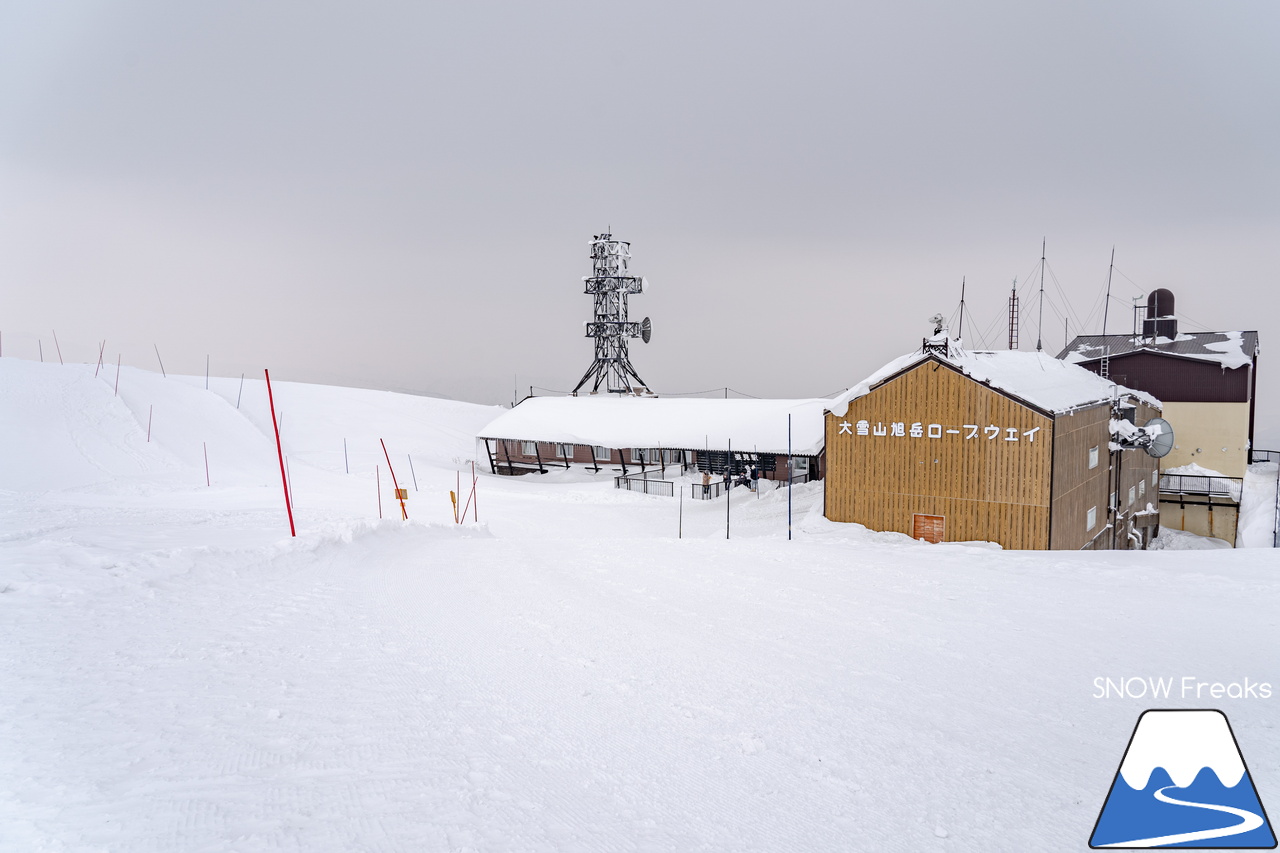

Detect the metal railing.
xmin=1250 ymin=448 xmax=1280 ymax=464
xmin=614 ymin=474 xmax=674 ymax=497
xmin=691 ymin=480 xmax=727 ymax=500
xmin=1158 ymin=474 xmax=1243 ymax=502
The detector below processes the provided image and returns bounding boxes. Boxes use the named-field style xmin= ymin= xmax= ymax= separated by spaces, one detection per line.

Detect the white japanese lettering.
xmin=890 ymin=422 xmax=906 ymax=437
xmin=856 ymin=419 xmax=870 ymax=436
xmin=872 ymin=422 xmax=887 ymax=436
xmin=984 ymin=425 xmax=999 ymax=439
xmin=910 ymin=422 xmax=924 ymax=438
xmin=964 ymin=425 xmax=979 ymax=439
xmin=928 ymin=424 xmax=943 ymax=438
xmin=1023 ymin=426 xmax=1041 ymax=442
xmin=838 ymin=421 xmax=853 ymax=435
xmin=1004 ymin=427 xmax=1018 ymax=442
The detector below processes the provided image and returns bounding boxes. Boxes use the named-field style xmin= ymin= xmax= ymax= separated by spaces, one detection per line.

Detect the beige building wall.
xmin=1158 ymin=401 xmax=1251 ymax=477
xmin=1159 ymin=501 xmax=1239 ymax=545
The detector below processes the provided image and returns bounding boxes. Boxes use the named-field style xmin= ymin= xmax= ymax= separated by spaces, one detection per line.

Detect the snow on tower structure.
xmin=572 ymin=231 xmax=654 ymax=396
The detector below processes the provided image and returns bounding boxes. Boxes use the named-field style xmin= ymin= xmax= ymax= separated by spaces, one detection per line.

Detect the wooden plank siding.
xmin=1047 ymin=404 xmax=1113 ymax=550
xmin=824 ymin=360 xmax=1054 ymax=550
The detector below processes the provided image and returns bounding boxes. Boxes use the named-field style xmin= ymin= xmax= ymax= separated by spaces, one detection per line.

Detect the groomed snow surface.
xmin=2 ymin=357 xmax=1277 ymax=852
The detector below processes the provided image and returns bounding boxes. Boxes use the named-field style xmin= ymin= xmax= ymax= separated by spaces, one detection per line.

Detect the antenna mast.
xmin=1036 ymin=238 xmax=1045 ymax=352
xmin=957 ymin=277 xmax=966 ymax=342
xmin=1008 ymin=278 xmax=1019 ymax=350
xmin=1102 ymin=246 xmax=1115 ymax=335
xmin=571 ymin=231 xmax=653 ymax=396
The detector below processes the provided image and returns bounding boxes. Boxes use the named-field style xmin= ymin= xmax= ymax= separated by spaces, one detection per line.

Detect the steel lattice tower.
xmin=571 ymin=231 xmax=653 ymax=395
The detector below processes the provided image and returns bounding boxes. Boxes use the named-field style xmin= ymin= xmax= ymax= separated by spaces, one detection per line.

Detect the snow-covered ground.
xmin=1241 ymin=462 xmax=1280 ymax=548
xmin=3 ymin=357 xmax=1278 ymax=852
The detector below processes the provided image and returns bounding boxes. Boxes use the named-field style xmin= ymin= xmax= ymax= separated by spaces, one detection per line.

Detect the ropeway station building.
xmin=823 ymin=336 xmax=1166 ymax=550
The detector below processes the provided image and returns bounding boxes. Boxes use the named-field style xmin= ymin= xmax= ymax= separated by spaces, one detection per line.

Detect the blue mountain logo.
xmin=1091 ymin=709 xmax=1276 ymax=848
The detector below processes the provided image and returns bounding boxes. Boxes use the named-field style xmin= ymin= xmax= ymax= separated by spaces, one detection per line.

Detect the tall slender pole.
xmin=147 ymin=405 xmax=152 ymax=442
xmin=957 ymin=277 xmax=966 ymax=342
xmin=788 ymin=414 xmax=793 ymax=541
xmin=408 ymin=454 xmax=419 ymax=490
xmin=52 ymin=330 xmax=64 ymax=364
xmin=38 ymin=340 xmax=43 ymax=362
xmin=471 ymin=460 xmax=478 ymax=522
xmin=154 ymin=344 xmax=166 ymax=378
xmin=1036 ymin=238 xmax=1046 ymax=352
xmin=725 ymin=438 xmax=731 ymax=540
xmin=376 ymin=466 xmax=382 ymax=519
xmin=455 ymin=470 xmax=461 ymax=523
xmin=205 ymin=355 xmax=210 ymax=390
xmin=203 ymin=442 xmax=210 ymax=487
xmin=236 ymin=373 xmax=245 ymax=408
xmin=679 ymin=489 xmax=683 ymax=539
xmin=380 ymin=438 xmax=408 ymax=520
xmin=285 ymin=456 xmax=294 ymax=508
xmin=114 ymin=355 xmax=121 ymax=395
xmin=264 ymin=369 xmax=296 ymax=537
xmin=1102 ymin=246 xmax=1115 ymax=335
xmin=344 ymin=438 xmax=349 ymax=474
xmin=95 ymin=341 xmax=106 ymax=377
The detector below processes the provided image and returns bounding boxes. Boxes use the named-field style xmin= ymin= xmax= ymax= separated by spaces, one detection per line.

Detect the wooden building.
xmin=1060 ymin=288 xmax=1260 ymax=543
xmin=824 ymin=344 xmax=1162 ymax=550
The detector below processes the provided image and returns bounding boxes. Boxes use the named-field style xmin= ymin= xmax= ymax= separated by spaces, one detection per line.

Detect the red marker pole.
xmin=380 ymin=439 xmax=408 ymax=520
xmin=264 ymin=369 xmax=296 ymax=537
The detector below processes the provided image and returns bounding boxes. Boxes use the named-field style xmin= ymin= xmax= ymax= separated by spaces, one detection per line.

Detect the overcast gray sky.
xmin=3 ymin=1 xmax=1278 ymax=441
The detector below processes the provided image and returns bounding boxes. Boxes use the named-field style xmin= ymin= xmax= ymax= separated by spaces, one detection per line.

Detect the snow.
xmin=1201 ymin=331 xmax=1254 ymax=369
xmin=829 ymin=346 xmax=1159 ymax=419
xmin=1164 ymin=462 xmax=1231 ymax=478
xmin=3 ymin=356 xmax=1278 ymax=851
xmin=478 ymin=395 xmax=831 ymax=455
xmin=1239 ymin=462 xmax=1280 ymax=548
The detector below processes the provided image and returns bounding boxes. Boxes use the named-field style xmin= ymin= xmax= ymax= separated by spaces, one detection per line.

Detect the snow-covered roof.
xmin=477 ymin=396 xmax=830 ymax=455
xmin=1059 ymin=331 xmax=1258 ymax=370
xmin=828 ymin=346 xmax=1160 ymax=419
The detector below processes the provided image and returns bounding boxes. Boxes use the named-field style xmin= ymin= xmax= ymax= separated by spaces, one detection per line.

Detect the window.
xmin=1139 ymin=479 xmax=1146 ymax=499
xmin=1087 ymin=506 xmax=1097 ymax=531
xmin=521 ymin=441 xmax=536 ymax=456
xmin=791 ymin=456 xmax=810 ymax=474
xmin=631 ymin=448 xmax=644 ymax=463
xmin=555 ymin=443 xmax=573 ymax=459
xmin=1088 ymin=446 xmax=1099 ymax=469
xmin=1128 ymin=486 xmax=1136 ymax=506
xmin=1152 ymin=470 xmax=1158 ymax=486
xmin=593 ymin=445 xmax=610 ymax=461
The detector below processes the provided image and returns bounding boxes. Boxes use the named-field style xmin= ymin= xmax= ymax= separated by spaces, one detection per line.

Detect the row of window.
xmin=518 ymin=442 xmax=681 ymax=464
xmin=1086 ymin=472 xmax=1158 ymax=532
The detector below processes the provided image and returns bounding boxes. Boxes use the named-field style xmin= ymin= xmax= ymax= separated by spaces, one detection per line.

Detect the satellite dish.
xmin=1114 ymin=417 xmax=1175 ymax=458
xmin=641 ymin=316 xmax=652 ymax=343
xmin=1143 ymin=417 xmax=1174 ymax=459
